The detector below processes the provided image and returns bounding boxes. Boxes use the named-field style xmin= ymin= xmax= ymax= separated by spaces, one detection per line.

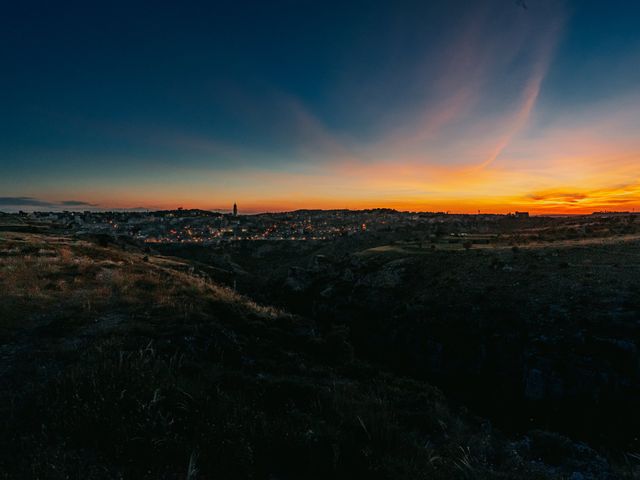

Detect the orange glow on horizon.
xmin=42 ymin=148 xmax=640 ymax=215
xmin=30 ymin=93 xmax=640 ymax=216
xmin=71 ymin=179 xmax=640 ymax=215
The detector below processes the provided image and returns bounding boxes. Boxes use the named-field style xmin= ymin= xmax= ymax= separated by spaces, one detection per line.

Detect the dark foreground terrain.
xmin=1 ymin=225 xmax=639 ymax=478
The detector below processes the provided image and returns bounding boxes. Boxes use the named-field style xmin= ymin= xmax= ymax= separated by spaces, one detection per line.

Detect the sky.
xmin=2 ymin=0 xmax=640 ymax=213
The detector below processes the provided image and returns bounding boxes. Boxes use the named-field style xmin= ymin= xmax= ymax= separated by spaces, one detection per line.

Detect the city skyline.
xmin=3 ymin=1 xmax=640 ymax=213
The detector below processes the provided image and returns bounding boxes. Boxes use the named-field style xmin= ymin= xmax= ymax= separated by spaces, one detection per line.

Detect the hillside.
xmin=0 ymin=232 xmax=630 ymax=479
xmin=158 ymin=232 xmax=640 ymax=477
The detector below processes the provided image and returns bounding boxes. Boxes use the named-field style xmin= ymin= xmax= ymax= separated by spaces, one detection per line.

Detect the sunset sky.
xmin=2 ymin=0 xmax=640 ymax=213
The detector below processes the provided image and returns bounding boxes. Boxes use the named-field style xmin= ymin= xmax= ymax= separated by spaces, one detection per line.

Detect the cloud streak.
xmin=0 ymin=197 xmax=99 ymax=211
xmin=60 ymin=200 xmax=98 ymax=206
xmin=0 ymin=197 xmax=53 ymax=207
xmin=477 ymin=12 xmax=564 ymax=169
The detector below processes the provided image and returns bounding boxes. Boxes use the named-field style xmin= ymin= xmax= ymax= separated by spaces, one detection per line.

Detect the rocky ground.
xmin=159 ymin=226 xmax=640 ymax=478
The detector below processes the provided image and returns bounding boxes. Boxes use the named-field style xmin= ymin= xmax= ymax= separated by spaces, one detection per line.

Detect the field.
xmin=1 ymin=225 xmax=639 ymax=479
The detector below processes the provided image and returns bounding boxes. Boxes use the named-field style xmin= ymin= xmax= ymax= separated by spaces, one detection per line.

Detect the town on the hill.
xmin=7 ymin=205 xmax=640 ymax=248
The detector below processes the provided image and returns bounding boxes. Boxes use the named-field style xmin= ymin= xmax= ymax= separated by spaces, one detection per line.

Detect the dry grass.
xmin=0 ymin=232 xmax=625 ymax=479
xmin=0 ymin=233 xmax=283 ymax=331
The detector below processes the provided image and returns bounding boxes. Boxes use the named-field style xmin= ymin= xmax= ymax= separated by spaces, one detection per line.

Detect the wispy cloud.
xmin=524 ymin=182 xmax=640 ymax=210
xmin=0 ymin=197 xmax=53 ymax=207
xmin=478 ymin=14 xmax=564 ymax=169
xmin=0 ymin=197 xmax=99 ymax=210
xmin=60 ymin=200 xmax=98 ymax=207
xmin=528 ymin=191 xmax=588 ymax=203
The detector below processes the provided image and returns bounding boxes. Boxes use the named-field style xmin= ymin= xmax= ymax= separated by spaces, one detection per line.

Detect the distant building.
xmin=515 ymin=211 xmax=529 ymax=218
xmin=233 ymin=203 xmax=238 ymax=217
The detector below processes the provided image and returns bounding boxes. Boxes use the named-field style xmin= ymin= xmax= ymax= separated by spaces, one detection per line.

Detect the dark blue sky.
xmin=2 ymin=0 xmax=640 ymax=212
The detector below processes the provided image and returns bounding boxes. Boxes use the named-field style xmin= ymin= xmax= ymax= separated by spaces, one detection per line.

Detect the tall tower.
xmin=233 ymin=202 xmax=238 ymax=217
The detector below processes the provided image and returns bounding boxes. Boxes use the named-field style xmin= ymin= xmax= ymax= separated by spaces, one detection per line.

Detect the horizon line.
xmin=3 ymin=207 xmax=639 ymax=217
